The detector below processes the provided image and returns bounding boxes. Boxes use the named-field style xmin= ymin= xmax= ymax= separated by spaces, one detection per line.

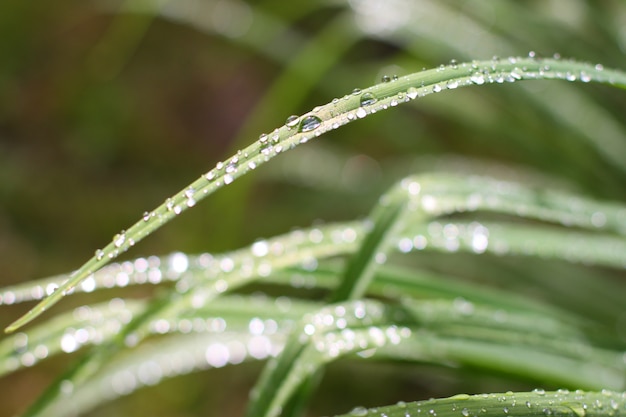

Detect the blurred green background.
xmin=1 ymin=0 xmax=625 ymax=416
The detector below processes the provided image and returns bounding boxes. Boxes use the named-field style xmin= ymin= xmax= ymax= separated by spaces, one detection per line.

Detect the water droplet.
xmin=225 ymin=163 xmax=237 ymax=174
xmin=470 ymin=74 xmax=485 ymax=85
xmin=285 ymin=115 xmax=299 ymax=128
xmin=352 ymin=88 xmax=362 ymax=95
xmin=142 ymin=211 xmax=151 ymax=221
xmin=533 ymin=388 xmax=546 ymax=396
xmin=113 ymin=232 xmax=126 ymax=248
xmin=224 ymin=175 xmax=234 ymax=185
xmin=95 ymin=249 xmax=104 ymax=260
xmin=360 ymin=92 xmax=377 ymax=106
xmin=591 ymin=212 xmax=606 ymax=227
xmin=60 ymin=332 xmax=79 ymax=353
xmin=300 ymin=115 xmax=322 ymax=132
xmin=356 ymin=107 xmax=367 ymax=118
xmin=407 ymin=87 xmax=418 ymax=99
xmin=381 ymin=75 xmax=391 ymax=83
xmin=61 ymin=380 xmax=74 ymax=395
xmin=432 ymin=84 xmax=442 ymax=93
xmin=350 ymin=406 xmax=369 ymax=416
xmin=447 ymin=80 xmax=459 ymax=89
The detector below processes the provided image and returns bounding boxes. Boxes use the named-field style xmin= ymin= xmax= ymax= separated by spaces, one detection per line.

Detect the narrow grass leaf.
xmin=8 ymin=57 xmax=626 ymax=333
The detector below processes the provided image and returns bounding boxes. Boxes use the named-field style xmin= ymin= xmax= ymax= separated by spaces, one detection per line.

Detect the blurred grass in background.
xmin=1 ymin=1 xmax=625 ymax=416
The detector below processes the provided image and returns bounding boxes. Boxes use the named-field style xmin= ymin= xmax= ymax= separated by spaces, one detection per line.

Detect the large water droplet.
xmin=300 ymin=115 xmax=322 ymax=132
xmin=360 ymin=92 xmax=377 ymax=106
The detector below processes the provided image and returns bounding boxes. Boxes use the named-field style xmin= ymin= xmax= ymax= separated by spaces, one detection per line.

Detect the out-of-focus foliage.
xmin=0 ymin=1 xmax=625 ymax=416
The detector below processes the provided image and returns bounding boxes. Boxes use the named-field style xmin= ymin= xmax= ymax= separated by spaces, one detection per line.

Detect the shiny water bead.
xmin=113 ymin=231 xmax=126 ymax=248
xmin=360 ymin=92 xmax=377 ymax=106
xmin=285 ymin=115 xmax=299 ymax=128
xmin=299 ymin=115 xmax=322 ymax=132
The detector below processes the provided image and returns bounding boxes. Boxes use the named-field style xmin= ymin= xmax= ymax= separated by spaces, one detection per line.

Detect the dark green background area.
xmin=1 ymin=1 xmax=625 ymax=416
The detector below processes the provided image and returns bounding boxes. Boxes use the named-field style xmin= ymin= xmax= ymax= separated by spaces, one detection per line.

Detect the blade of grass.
xmin=331 ymin=390 xmax=626 ymax=417
xmin=7 ymin=56 xmax=626 ymax=333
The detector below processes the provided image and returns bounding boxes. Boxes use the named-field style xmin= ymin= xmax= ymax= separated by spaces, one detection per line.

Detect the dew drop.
xmin=381 ymin=75 xmax=391 ymax=83
xmin=60 ymin=333 xmax=79 ymax=353
xmin=356 ymin=107 xmax=367 ymax=118
xmin=533 ymin=388 xmax=546 ymax=396
xmin=142 ymin=211 xmax=151 ymax=221
xmin=60 ymin=380 xmax=74 ymax=395
xmin=407 ymin=87 xmax=418 ymax=100
xmin=470 ymin=74 xmax=485 ymax=85
xmin=285 ymin=115 xmax=299 ymax=128
xmin=352 ymin=88 xmax=362 ymax=95
xmin=350 ymin=406 xmax=369 ymax=416
xmin=113 ymin=232 xmax=126 ymax=248
xmin=95 ymin=249 xmax=105 ymax=260
xmin=432 ymin=84 xmax=442 ymax=93
xmin=224 ymin=175 xmax=234 ymax=185
xmin=580 ymin=72 xmax=591 ymax=82
xmin=360 ymin=92 xmax=377 ymax=106
xmin=447 ymin=80 xmax=459 ymax=89
xmin=300 ymin=115 xmax=322 ymax=132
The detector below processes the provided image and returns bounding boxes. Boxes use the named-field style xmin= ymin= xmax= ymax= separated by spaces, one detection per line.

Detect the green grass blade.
xmin=7 ymin=57 xmax=625 ymax=333
xmin=331 ymin=390 xmax=626 ymax=417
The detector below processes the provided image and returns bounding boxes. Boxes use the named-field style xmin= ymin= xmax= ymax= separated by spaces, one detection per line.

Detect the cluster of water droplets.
xmin=1 ymin=298 xmax=138 ymax=373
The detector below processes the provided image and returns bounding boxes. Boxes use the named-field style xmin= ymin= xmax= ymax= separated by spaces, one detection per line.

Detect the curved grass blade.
xmin=7 ymin=57 xmax=626 ymax=332
xmin=331 ymin=390 xmax=626 ymax=417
